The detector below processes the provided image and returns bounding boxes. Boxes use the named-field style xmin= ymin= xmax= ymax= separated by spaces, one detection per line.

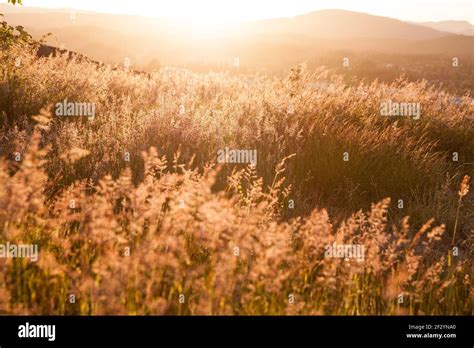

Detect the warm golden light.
xmin=17 ymin=0 xmax=474 ymax=24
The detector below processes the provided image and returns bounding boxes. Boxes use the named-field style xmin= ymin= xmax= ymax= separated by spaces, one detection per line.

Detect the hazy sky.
xmin=4 ymin=0 xmax=474 ymax=24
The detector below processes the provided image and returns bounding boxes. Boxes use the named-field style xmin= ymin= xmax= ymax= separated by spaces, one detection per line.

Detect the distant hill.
xmin=247 ymin=9 xmax=449 ymax=40
xmin=415 ymin=20 xmax=474 ymax=36
xmin=1 ymin=5 xmax=473 ymax=69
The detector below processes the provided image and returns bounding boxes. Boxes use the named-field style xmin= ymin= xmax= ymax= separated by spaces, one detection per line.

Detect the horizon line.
xmin=2 ymin=4 xmax=473 ymax=26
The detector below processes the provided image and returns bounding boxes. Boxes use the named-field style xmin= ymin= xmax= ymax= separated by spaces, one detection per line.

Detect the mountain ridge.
xmin=2 ymin=6 xmax=473 ymax=69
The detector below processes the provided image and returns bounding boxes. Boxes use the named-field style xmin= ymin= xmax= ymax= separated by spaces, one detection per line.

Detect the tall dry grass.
xmin=0 ymin=44 xmax=472 ymax=315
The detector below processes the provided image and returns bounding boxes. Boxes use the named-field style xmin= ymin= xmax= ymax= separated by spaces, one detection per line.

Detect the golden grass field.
xmin=0 ymin=41 xmax=472 ymax=315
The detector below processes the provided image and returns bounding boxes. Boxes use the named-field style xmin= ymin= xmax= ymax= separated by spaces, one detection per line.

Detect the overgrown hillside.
xmin=0 ymin=40 xmax=472 ymax=315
